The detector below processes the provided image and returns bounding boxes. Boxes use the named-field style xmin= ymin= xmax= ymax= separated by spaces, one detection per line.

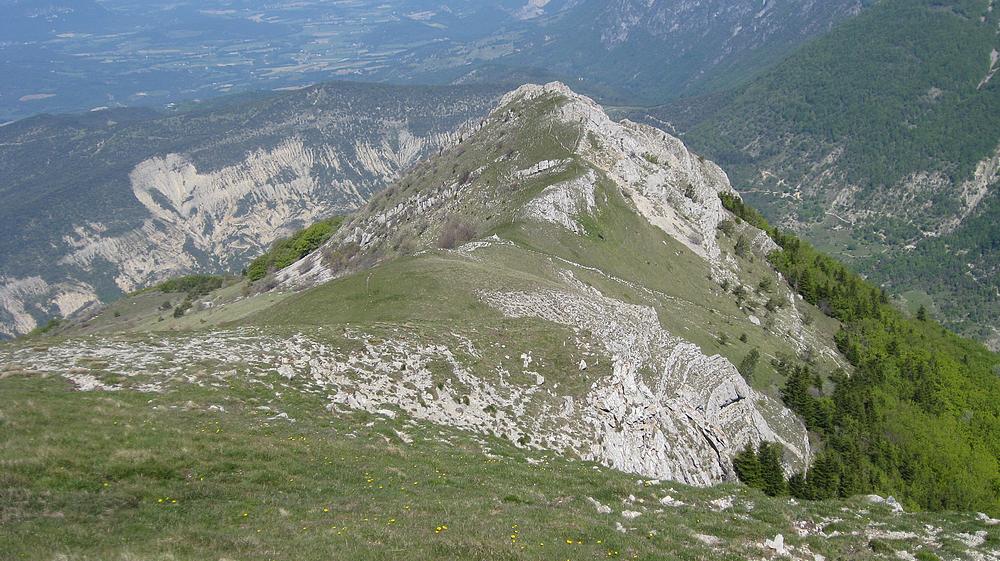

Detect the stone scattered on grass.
xmin=659 ymin=495 xmax=684 ymax=507
xmin=954 ymin=530 xmax=987 ymax=548
xmin=866 ymin=494 xmax=904 ymax=513
xmin=710 ymin=496 xmax=734 ymax=511
xmin=977 ymin=512 xmax=1000 ymax=526
xmin=764 ymin=533 xmax=785 ymax=555
xmin=693 ymin=534 xmax=721 ymax=546
xmin=586 ymin=497 xmax=612 ymax=515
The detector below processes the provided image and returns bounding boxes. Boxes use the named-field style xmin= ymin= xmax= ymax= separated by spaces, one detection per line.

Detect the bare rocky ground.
xmin=0 ymin=309 xmax=802 ymax=490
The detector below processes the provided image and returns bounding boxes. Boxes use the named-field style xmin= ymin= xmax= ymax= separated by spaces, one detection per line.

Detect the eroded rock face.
xmin=479 ymin=272 xmax=810 ymax=485
xmin=60 ymin=131 xmax=464 ymax=295
xmin=0 ymin=85 xmax=500 ymax=337
xmin=0 ymin=276 xmax=97 ymax=337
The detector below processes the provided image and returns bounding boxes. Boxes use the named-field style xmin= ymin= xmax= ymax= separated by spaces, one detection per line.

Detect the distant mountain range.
xmin=455 ymin=0 xmax=867 ymax=104
xmin=4 ymin=0 xmax=999 ymax=351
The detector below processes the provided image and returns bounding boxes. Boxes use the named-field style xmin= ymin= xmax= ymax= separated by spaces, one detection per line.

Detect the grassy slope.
xmin=51 ymin=280 xmax=292 ymax=337
xmin=3 ymin=362 xmax=996 ymax=561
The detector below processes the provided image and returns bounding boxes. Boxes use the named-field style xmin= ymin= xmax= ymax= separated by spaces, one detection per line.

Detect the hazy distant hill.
xmin=0 ymin=0 xmax=865 ymax=120
xmin=0 ymin=0 xmax=525 ymax=120
xmin=471 ymin=0 xmax=867 ymax=104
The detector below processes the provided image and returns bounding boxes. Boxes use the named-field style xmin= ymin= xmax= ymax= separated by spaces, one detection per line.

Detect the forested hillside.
xmin=647 ymin=0 xmax=1000 ymax=348
xmin=723 ymin=195 xmax=1000 ymax=514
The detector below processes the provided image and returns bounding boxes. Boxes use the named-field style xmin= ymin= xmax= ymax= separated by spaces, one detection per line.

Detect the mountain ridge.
xmin=3 ymin=84 xmax=999 ymax=559
xmin=36 ymin=82 xmax=847 ymax=486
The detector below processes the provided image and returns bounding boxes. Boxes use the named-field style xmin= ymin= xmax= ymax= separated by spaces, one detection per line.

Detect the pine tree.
xmin=799 ymin=268 xmax=816 ymax=303
xmin=735 ymin=235 xmax=751 ymax=257
xmin=807 ymin=454 xmax=841 ymax=500
xmin=733 ymin=444 xmax=764 ymax=489
xmin=758 ymin=442 xmax=788 ymax=497
xmin=738 ymin=348 xmax=761 ymax=382
xmin=788 ymin=472 xmax=809 ymax=499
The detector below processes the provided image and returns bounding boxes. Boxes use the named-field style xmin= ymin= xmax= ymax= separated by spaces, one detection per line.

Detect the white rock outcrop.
xmin=480 ymin=272 xmax=810 ymax=486
xmin=764 ymin=533 xmax=786 ymax=555
xmin=0 ymin=276 xmax=99 ymax=337
xmin=502 ymin=82 xmax=736 ymax=266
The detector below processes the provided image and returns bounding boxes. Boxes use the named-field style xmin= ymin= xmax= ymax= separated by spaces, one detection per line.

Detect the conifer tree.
xmin=733 ymin=444 xmax=764 ymax=489
xmin=758 ymin=442 xmax=788 ymax=497
xmin=738 ymin=348 xmax=761 ymax=381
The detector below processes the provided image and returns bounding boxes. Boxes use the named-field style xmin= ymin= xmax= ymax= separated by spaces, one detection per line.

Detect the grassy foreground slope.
xmin=3 ymin=355 xmax=997 ymax=561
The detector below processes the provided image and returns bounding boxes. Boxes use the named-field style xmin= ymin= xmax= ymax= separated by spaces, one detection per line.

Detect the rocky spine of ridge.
xmin=267 ymin=82 xmax=817 ymax=485
xmin=277 ymin=82 xmax=742 ymax=289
